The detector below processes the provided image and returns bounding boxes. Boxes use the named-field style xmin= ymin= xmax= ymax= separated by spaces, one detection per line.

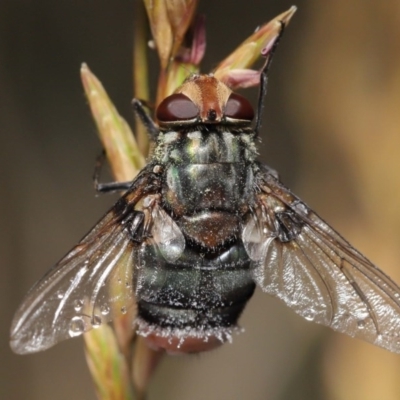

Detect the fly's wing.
xmin=243 ymin=166 xmax=400 ymax=353
xmin=10 ymin=172 xmax=156 ymax=354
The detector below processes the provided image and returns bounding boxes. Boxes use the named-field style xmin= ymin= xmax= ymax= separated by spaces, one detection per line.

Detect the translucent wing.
xmin=243 ymin=166 xmax=400 ymax=353
xmin=10 ymin=172 xmax=155 ymax=354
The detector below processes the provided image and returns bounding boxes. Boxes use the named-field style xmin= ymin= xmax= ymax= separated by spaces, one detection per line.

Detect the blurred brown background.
xmin=2 ymin=1 xmax=400 ymax=399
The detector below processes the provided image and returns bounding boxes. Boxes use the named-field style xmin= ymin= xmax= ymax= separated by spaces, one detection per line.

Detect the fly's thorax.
xmin=153 ymin=128 xmax=257 ymax=163
xmin=153 ymin=128 xmax=257 ymax=247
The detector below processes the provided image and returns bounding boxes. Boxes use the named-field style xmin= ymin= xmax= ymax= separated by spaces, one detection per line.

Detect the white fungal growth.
xmin=135 ymin=317 xmax=244 ymax=348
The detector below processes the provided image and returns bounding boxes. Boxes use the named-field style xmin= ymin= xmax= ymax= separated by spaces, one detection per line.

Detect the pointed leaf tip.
xmin=214 ymin=6 xmax=297 ymax=89
xmin=281 ymin=6 xmax=297 ymax=25
xmin=80 ymin=64 xmax=145 ymax=182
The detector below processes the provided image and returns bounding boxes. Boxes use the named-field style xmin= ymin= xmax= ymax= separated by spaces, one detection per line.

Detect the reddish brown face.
xmin=156 ymin=75 xmax=254 ymax=125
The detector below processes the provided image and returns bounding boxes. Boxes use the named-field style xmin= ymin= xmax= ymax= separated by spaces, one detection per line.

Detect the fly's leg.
xmin=93 ymin=98 xmax=158 ymax=194
xmin=254 ymin=21 xmax=286 ymax=136
xmin=93 ymin=151 xmax=133 ymax=194
xmin=132 ymin=98 xmax=159 ymax=140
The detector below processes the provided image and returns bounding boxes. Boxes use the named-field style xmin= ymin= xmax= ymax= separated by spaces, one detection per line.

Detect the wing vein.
xmin=294 ymin=235 xmax=335 ymax=324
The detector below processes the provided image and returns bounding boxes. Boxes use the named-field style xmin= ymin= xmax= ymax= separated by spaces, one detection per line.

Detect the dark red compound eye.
xmin=156 ymin=93 xmax=199 ymax=122
xmin=224 ymin=93 xmax=254 ymax=121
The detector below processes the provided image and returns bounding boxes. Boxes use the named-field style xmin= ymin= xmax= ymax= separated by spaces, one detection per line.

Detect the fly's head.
xmin=156 ymin=74 xmax=254 ymax=127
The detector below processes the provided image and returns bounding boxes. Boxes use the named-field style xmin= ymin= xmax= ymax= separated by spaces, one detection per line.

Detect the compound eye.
xmin=156 ymin=93 xmax=199 ymax=122
xmin=224 ymin=93 xmax=254 ymax=121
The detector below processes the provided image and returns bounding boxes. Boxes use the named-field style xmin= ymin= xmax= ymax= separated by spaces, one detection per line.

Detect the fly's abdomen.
xmin=135 ymin=242 xmax=256 ymax=352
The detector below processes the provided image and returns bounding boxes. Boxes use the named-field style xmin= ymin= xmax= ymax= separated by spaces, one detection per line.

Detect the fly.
xmin=10 ymin=17 xmax=400 ymax=356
